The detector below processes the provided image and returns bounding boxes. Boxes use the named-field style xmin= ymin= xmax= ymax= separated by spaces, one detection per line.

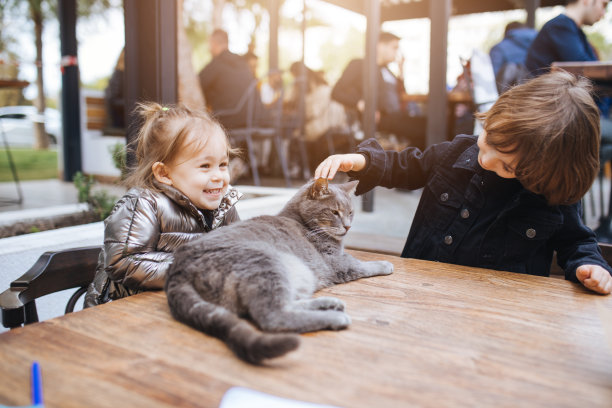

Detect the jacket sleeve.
xmin=349 ymin=137 xmax=452 ymax=196
xmin=331 ymin=59 xmax=364 ymax=109
xmin=102 ymin=194 xmax=173 ymax=290
xmin=553 ymin=202 xmax=612 ymax=282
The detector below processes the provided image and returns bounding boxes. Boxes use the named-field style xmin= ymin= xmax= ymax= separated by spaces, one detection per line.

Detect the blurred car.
xmin=0 ymin=106 xmax=62 ymax=147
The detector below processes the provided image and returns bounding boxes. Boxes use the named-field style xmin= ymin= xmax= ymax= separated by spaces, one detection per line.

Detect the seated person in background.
xmin=316 ymin=71 xmax=612 ymax=295
xmin=286 ymin=62 xmax=347 ymax=143
xmin=285 ymin=62 xmax=348 ymax=171
xmin=198 ymin=28 xmax=256 ymax=129
xmin=243 ymin=49 xmax=258 ymax=78
xmin=525 ymin=0 xmax=611 ymax=141
xmin=525 ymin=0 xmax=607 ymax=75
xmin=489 ymin=21 xmax=537 ymax=93
xmin=332 ymin=32 xmax=426 ymax=150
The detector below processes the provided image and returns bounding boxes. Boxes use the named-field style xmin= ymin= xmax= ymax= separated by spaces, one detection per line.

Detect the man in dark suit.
xmin=198 ymin=29 xmax=256 ymax=129
xmin=331 ymin=32 xmax=426 ymax=150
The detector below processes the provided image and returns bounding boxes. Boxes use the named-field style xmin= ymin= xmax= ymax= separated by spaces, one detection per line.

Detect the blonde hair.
xmin=123 ymin=102 xmax=235 ymax=191
xmin=476 ymin=70 xmax=600 ymax=205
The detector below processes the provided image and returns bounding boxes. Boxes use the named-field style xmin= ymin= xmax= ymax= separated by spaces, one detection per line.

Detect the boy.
xmin=315 ymin=71 xmax=612 ymax=295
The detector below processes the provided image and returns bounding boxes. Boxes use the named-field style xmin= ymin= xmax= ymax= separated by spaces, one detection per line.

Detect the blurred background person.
xmin=331 ymin=32 xmax=426 ymax=150
xmin=198 ymin=28 xmax=255 ymax=129
xmin=285 ymin=62 xmax=348 ymax=172
xmin=489 ymin=21 xmax=537 ymax=93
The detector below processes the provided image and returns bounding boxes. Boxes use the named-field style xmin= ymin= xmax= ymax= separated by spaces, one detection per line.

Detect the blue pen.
xmin=30 ymin=362 xmax=42 ymax=406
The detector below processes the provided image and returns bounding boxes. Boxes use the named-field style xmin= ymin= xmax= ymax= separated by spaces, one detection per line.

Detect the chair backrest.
xmin=0 ymin=246 xmax=101 ymax=328
xmin=463 ymin=49 xmax=499 ymax=134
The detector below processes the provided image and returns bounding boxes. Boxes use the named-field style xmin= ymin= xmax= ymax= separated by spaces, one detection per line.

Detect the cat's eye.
xmin=332 ymin=210 xmax=341 ymax=216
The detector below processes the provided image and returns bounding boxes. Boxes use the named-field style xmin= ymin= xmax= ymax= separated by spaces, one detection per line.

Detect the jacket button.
xmin=460 ymin=209 xmax=470 ymax=219
xmin=444 ymin=235 xmax=453 ymax=245
xmin=440 ymin=193 xmax=449 ymax=202
xmin=526 ymin=228 xmax=536 ymax=239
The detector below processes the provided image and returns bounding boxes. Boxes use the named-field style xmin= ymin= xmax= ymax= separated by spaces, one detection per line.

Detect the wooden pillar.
xmin=426 ymin=0 xmax=450 ymax=147
xmin=124 ymin=0 xmax=178 ymax=167
xmin=526 ymin=0 xmax=540 ymax=28
xmin=58 ymin=0 xmax=81 ymax=181
xmin=362 ymin=0 xmax=380 ymax=212
xmin=268 ymin=0 xmax=280 ymax=72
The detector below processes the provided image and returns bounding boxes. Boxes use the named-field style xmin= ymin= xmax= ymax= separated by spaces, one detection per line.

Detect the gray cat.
xmin=165 ymin=178 xmax=394 ymax=364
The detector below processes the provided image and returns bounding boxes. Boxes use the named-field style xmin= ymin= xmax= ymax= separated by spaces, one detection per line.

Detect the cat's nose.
xmin=344 ymin=225 xmax=351 ymax=232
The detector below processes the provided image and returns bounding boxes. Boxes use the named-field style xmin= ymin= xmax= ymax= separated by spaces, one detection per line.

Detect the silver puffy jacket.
xmin=84 ymin=182 xmax=241 ymax=308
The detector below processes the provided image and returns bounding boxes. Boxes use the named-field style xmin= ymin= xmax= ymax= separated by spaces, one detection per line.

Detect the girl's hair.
xmin=476 ymin=70 xmax=600 ymax=205
xmin=123 ymin=102 xmax=235 ymax=190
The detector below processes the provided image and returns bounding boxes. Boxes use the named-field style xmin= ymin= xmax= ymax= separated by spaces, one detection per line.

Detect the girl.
xmin=84 ymin=102 xmax=242 ymax=307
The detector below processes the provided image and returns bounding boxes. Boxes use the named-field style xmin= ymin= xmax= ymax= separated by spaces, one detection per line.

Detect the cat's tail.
xmin=166 ymin=281 xmax=300 ymax=364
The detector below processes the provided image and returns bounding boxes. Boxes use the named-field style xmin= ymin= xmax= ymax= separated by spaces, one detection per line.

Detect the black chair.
xmin=0 ymin=246 xmax=100 ymax=329
xmin=593 ymin=142 xmax=612 ymax=242
xmin=215 ymin=75 xmax=291 ymax=187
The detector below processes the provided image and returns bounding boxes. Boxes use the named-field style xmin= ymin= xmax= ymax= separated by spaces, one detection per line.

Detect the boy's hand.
xmin=576 ymin=265 xmax=612 ymax=295
xmin=314 ymin=154 xmax=366 ymax=180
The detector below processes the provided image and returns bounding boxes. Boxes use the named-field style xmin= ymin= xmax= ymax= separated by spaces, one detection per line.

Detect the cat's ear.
xmin=308 ymin=178 xmax=330 ymax=199
xmin=341 ymin=180 xmax=359 ymax=195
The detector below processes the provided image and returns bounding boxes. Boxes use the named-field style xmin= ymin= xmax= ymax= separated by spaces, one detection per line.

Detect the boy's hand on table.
xmin=576 ymin=265 xmax=612 ymax=294
xmin=315 ymin=154 xmax=366 ymax=180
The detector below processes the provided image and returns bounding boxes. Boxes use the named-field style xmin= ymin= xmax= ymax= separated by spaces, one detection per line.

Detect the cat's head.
xmin=283 ymin=178 xmax=359 ymax=241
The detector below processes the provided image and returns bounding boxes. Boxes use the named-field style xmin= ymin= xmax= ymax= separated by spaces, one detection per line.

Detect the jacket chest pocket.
xmin=503 ymin=214 xmax=560 ymax=259
xmin=423 ymin=173 xmax=464 ymax=230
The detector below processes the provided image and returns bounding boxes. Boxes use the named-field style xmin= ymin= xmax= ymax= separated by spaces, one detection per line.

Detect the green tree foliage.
xmin=587 ymin=31 xmax=612 ymax=61
xmin=1 ymin=0 xmax=119 ymax=148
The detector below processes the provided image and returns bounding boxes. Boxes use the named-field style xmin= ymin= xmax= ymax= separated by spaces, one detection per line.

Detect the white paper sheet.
xmin=219 ymin=387 xmax=343 ymax=408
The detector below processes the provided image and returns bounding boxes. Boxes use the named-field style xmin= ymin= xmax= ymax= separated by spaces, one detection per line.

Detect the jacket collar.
xmin=154 ymin=181 xmax=242 ymax=230
xmin=452 ymin=139 xmax=481 ymax=173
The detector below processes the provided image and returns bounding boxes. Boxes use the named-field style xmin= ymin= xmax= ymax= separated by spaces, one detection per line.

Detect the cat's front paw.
xmin=312 ymin=296 xmax=345 ymax=311
xmin=328 ymin=312 xmax=351 ymax=330
xmin=373 ymin=260 xmax=394 ymax=276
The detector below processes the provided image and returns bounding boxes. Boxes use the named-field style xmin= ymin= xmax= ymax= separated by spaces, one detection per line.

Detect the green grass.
xmin=0 ymin=148 xmax=59 ymax=182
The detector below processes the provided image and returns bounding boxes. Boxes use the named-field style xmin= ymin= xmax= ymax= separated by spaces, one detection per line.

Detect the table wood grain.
xmin=0 ymin=250 xmax=611 ymax=408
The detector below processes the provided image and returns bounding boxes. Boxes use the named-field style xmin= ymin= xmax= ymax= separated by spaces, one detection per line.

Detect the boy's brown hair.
xmin=123 ymin=102 xmax=237 ymax=191
xmin=476 ymin=70 xmax=600 ymax=205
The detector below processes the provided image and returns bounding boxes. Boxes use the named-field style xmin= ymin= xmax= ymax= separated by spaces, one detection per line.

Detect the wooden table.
xmin=0 ymin=250 xmax=611 ymax=408
xmin=552 ymin=61 xmax=612 ymax=95
xmin=552 ymin=61 xmax=612 ymax=81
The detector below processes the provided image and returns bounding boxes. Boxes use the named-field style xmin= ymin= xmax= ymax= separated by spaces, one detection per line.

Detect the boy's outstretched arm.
xmin=576 ymin=265 xmax=612 ymax=295
xmin=314 ymin=153 xmax=366 ymax=180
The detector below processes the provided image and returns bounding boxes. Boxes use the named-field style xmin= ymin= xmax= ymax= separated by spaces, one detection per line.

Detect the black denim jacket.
xmin=351 ymin=135 xmax=612 ymax=281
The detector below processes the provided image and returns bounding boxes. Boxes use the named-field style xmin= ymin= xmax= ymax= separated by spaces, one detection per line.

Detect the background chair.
xmin=0 ymin=246 xmax=100 ymax=329
xmin=462 ymin=49 xmax=499 ymax=135
xmin=215 ymin=74 xmax=291 ymax=187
